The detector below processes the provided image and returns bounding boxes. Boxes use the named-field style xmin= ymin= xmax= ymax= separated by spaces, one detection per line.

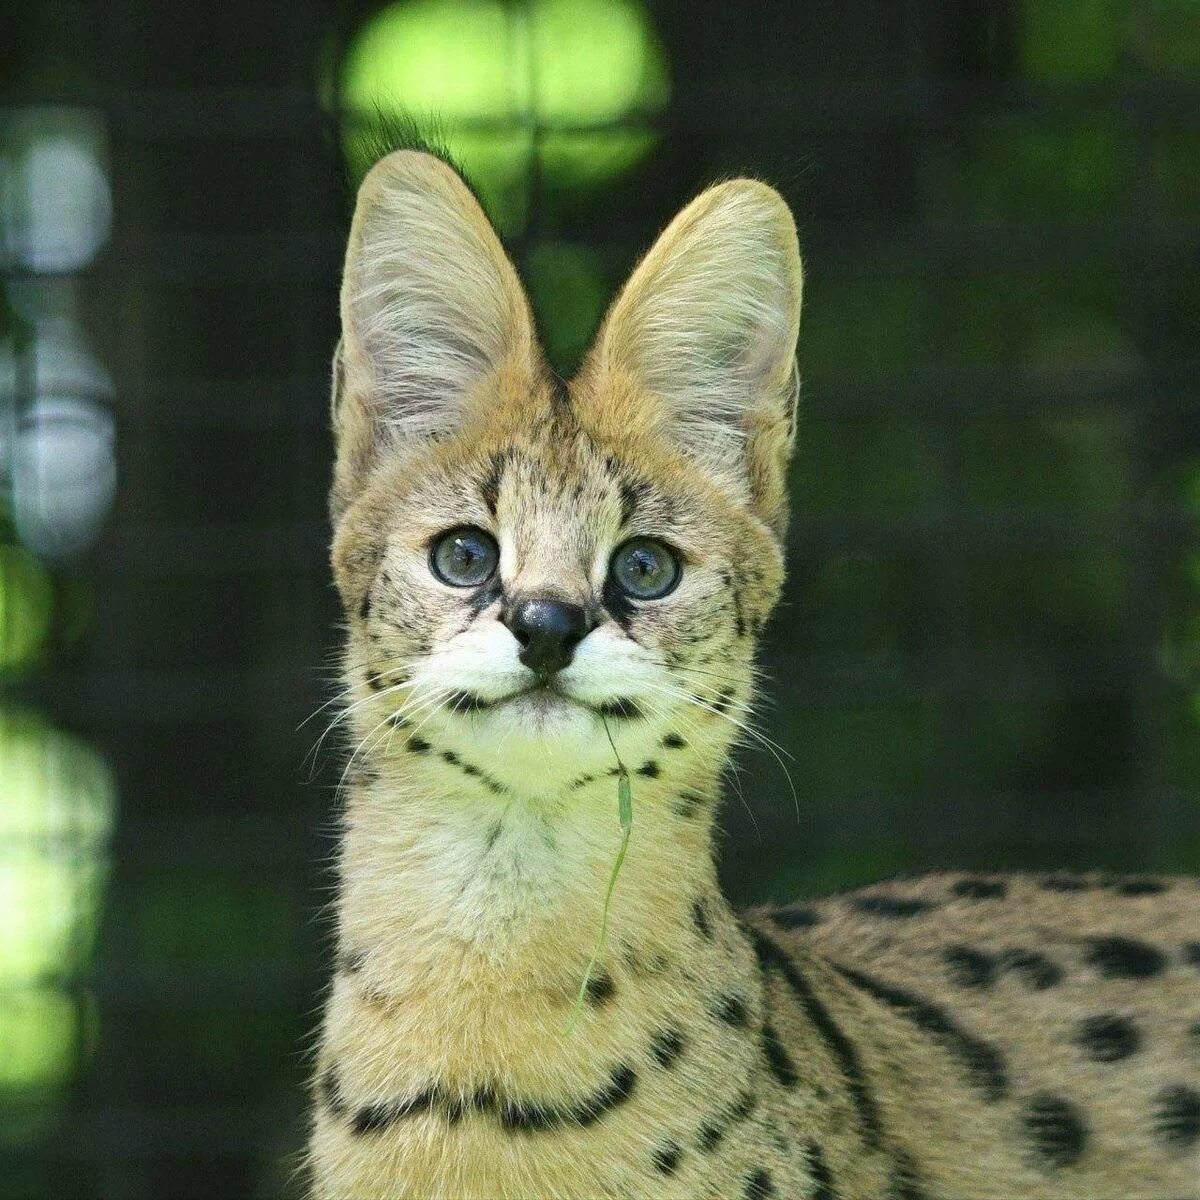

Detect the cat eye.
xmin=430 ymin=527 xmax=499 ymax=588
xmin=609 ymin=538 xmax=681 ymax=600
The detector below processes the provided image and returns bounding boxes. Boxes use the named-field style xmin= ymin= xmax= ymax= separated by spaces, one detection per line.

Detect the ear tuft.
xmin=587 ymin=179 xmax=802 ymax=536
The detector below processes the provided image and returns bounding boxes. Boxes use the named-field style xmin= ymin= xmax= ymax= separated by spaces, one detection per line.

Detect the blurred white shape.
xmin=0 ymin=311 xmax=117 ymax=560
xmin=0 ymin=107 xmax=112 ymax=274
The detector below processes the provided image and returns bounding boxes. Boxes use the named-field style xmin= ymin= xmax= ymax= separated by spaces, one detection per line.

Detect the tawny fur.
xmin=310 ymin=150 xmax=1200 ymax=1199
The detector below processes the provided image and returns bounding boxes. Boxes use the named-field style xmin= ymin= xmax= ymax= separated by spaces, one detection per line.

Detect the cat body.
xmin=310 ymin=148 xmax=1199 ymax=1199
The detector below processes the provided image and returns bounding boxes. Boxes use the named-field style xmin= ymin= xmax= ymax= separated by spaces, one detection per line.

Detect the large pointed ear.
xmin=331 ymin=150 xmax=538 ymax=518
xmin=585 ymin=180 xmax=802 ymax=538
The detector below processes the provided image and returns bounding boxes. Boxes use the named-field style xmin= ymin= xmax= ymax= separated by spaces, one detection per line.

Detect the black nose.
xmin=505 ymin=597 xmax=590 ymax=677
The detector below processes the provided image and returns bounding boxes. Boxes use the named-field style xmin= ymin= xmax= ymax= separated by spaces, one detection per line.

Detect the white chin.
xmin=496 ymin=689 xmax=596 ymax=733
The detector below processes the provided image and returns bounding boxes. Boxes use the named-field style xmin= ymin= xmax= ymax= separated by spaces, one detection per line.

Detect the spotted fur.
xmin=310 ymin=150 xmax=1199 ymax=1199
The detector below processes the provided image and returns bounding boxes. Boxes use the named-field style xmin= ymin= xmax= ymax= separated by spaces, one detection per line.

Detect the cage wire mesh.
xmin=0 ymin=0 xmax=1198 ymax=1196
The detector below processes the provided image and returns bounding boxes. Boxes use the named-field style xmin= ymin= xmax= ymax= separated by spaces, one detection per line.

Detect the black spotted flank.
xmin=586 ymin=971 xmax=616 ymax=1007
xmin=649 ymin=1027 xmax=685 ymax=1070
xmin=652 ymin=1141 xmax=682 ymax=1175
xmin=1022 ymin=1094 xmax=1088 ymax=1169
xmin=951 ymin=877 xmax=1007 ymax=900
xmin=833 ymin=963 xmax=1008 ymax=1102
xmin=1085 ymin=936 xmax=1166 ymax=979
xmin=1076 ymin=1014 xmax=1141 ymax=1063
xmin=692 ymin=899 xmax=714 ymax=941
xmin=697 ymin=1090 xmax=757 ymax=1153
xmin=749 ymin=929 xmax=885 ymax=1150
xmin=852 ymin=894 xmax=937 ymax=919
xmin=744 ymin=1167 xmax=775 ymax=1199
xmin=943 ymin=945 xmax=995 ymax=989
xmin=999 ymin=949 xmax=1063 ymax=990
xmin=661 ymin=731 xmax=687 ymax=749
xmin=803 ymin=1141 xmax=836 ymax=1200
xmin=760 ymin=1022 xmax=799 ymax=1087
xmin=1153 ymin=1084 xmax=1200 ymax=1151
xmin=711 ymin=992 xmax=750 ymax=1028
xmin=771 ymin=904 xmax=822 ymax=929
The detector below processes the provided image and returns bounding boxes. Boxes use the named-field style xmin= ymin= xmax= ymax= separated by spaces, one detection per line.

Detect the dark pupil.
xmin=451 ymin=539 xmax=481 ymax=570
xmin=630 ymin=547 xmax=660 ymax=581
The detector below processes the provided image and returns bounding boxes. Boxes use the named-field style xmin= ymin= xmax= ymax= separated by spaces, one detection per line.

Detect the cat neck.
xmin=333 ymin=735 xmax=727 ymax=1006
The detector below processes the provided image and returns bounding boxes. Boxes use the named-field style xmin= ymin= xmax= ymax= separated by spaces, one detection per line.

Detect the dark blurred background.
xmin=1 ymin=1 xmax=1197 ymax=1195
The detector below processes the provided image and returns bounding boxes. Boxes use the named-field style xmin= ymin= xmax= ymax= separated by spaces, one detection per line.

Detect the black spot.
xmin=661 ymin=731 xmax=687 ymax=749
xmin=338 ymin=949 xmax=366 ymax=975
xmin=407 ymin=735 xmax=431 ymax=754
xmin=852 ymin=894 xmax=937 ymax=919
xmin=353 ymin=1087 xmax=440 ymax=1135
xmin=1076 ymin=1014 xmax=1140 ymax=1062
xmin=833 ymin=963 xmax=1008 ymax=1102
xmin=359 ymin=591 xmax=371 ymax=622
xmin=887 ymin=1152 xmax=929 ymax=1200
xmin=804 ymin=1141 xmax=837 ymax=1200
xmin=749 ymin=929 xmax=885 ymax=1149
xmin=365 ymin=668 xmax=385 ymax=692
xmin=674 ymin=788 xmax=708 ymax=818
xmin=569 ymin=773 xmax=595 ymax=790
xmin=1153 ymin=1084 xmax=1200 ymax=1151
xmin=586 ymin=971 xmax=616 ymax=1007
xmin=712 ymin=993 xmax=750 ymax=1028
xmin=320 ymin=1067 xmax=349 ymax=1118
xmin=597 ymin=698 xmax=641 ymax=719
xmin=480 ymin=453 xmax=504 ymax=517
xmin=1085 ymin=936 xmax=1166 ymax=979
xmin=712 ymin=687 xmax=735 ymax=715
xmin=1112 ymin=877 xmax=1167 ymax=896
xmin=951 ymin=877 xmax=1007 ymax=900
xmin=636 ymin=760 xmax=660 ymax=778
xmin=743 ymin=1168 xmax=775 ymax=1199
xmin=692 ymin=899 xmax=714 ymax=941
xmin=1183 ymin=942 xmax=1200 ymax=967
xmin=618 ymin=477 xmax=650 ymax=527
xmin=771 ymin=904 xmax=822 ymax=929
xmin=999 ymin=949 xmax=1063 ymax=990
xmin=697 ymin=1090 xmax=757 ymax=1152
xmin=573 ymin=1064 xmax=636 ymax=1126
xmin=483 ymin=821 xmax=502 ymax=852
xmin=497 ymin=1064 xmax=637 ymax=1131
xmin=649 ymin=1027 xmax=685 ymax=1069
xmin=1022 ymin=1094 xmax=1088 ymax=1169
xmin=1041 ymin=874 xmax=1092 ymax=893
xmin=446 ymin=690 xmax=492 ymax=713
xmin=943 ymin=945 xmax=995 ymax=989
xmin=760 ymin=1022 xmax=799 ymax=1087
xmin=651 ymin=1141 xmax=681 ymax=1175
xmin=387 ymin=711 xmax=408 ymax=728
xmin=1189 ymin=1020 xmax=1200 ymax=1050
